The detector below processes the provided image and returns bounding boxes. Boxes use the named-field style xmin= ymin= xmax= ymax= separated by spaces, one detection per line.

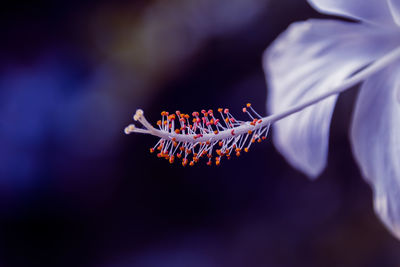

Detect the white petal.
xmin=264 ymin=19 xmax=399 ymax=178
xmin=398 ymin=84 xmax=400 ymax=103
xmin=308 ymin=0 xmax=396 ymax=26
xmin=351 ymin=63 xmax=400 ymax=240
xmin=389 ymin=0 xmax=400 ymax=26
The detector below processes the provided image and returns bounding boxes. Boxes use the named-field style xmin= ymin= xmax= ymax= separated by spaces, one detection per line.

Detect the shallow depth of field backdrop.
xmin=1 ymin=0 xmax=400 ymax=266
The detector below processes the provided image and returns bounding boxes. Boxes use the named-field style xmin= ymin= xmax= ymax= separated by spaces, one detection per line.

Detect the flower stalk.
xmin=125 ymin=46 xmax=400 ymax=166
xmin=266 ymin=46 xmax=400 ymax=124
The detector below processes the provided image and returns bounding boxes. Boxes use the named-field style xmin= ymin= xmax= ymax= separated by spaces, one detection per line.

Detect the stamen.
xmin=125 ymin=105 xmax=271 ymax=166
xmin=125 ymin=47 xmax=400 ymax=166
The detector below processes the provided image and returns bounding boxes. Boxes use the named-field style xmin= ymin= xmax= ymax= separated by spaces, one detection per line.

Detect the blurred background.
xmin=1 ymin=0 xmax=400 ymax=266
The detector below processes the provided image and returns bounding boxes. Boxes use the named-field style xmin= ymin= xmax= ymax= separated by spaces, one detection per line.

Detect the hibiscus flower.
xmin=264 ymin=0 xmax=400 ymax=239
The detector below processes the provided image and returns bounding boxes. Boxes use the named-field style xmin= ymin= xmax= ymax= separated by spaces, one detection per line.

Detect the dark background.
xmin=1 ymin=0 xmax=400 ymax=266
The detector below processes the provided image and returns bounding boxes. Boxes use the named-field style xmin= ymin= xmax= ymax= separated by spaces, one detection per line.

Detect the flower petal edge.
xmin=350 ymin=63 xmax=400 ymax=240
xmin=264 ymin=19 xmax=399 ymax=179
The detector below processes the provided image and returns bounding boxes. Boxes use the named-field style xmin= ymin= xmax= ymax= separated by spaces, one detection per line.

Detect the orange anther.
xmin=157 ymin=120 xmax=162 ymax=126
xmin=244 ymin=148 xmax=249 ymax=153
xmin=251 ymin=138 xmax=255 ymax=143
xmin=150 ymin=148 xmax=155 ymax=153
xmin=257 ymin=139 xmax=262 ymax=143
xmin=219 ymin=141 xmax=223 ymax=147
xmin=214 ymin=130 xmax=219 ymax=134
xmin=169 ymin=156 xmax=175 ymax=164
xmin=262 ymin=136 xmax=266 ymax=140
xmin=236 ymin=152 xmax=240 ymax=157
xmin=207 ymin=160 xmax=212 ymax=166
xmin=218 ymin=108 xmax=223 ymax=113
xmin=177 ymin=153 xmax=182 ymax=159
xmin=216 ymin=160 xmax=220 ymax=166
xmin=189 ymin=161 xmax=194 ymax=166
xmin=246 ymin=103 xmax=251 ymax=107
xmin=248 ymin=130 xmax=253 ymax=134
xmin=175 ymin=129 xmax=180 ymax=134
